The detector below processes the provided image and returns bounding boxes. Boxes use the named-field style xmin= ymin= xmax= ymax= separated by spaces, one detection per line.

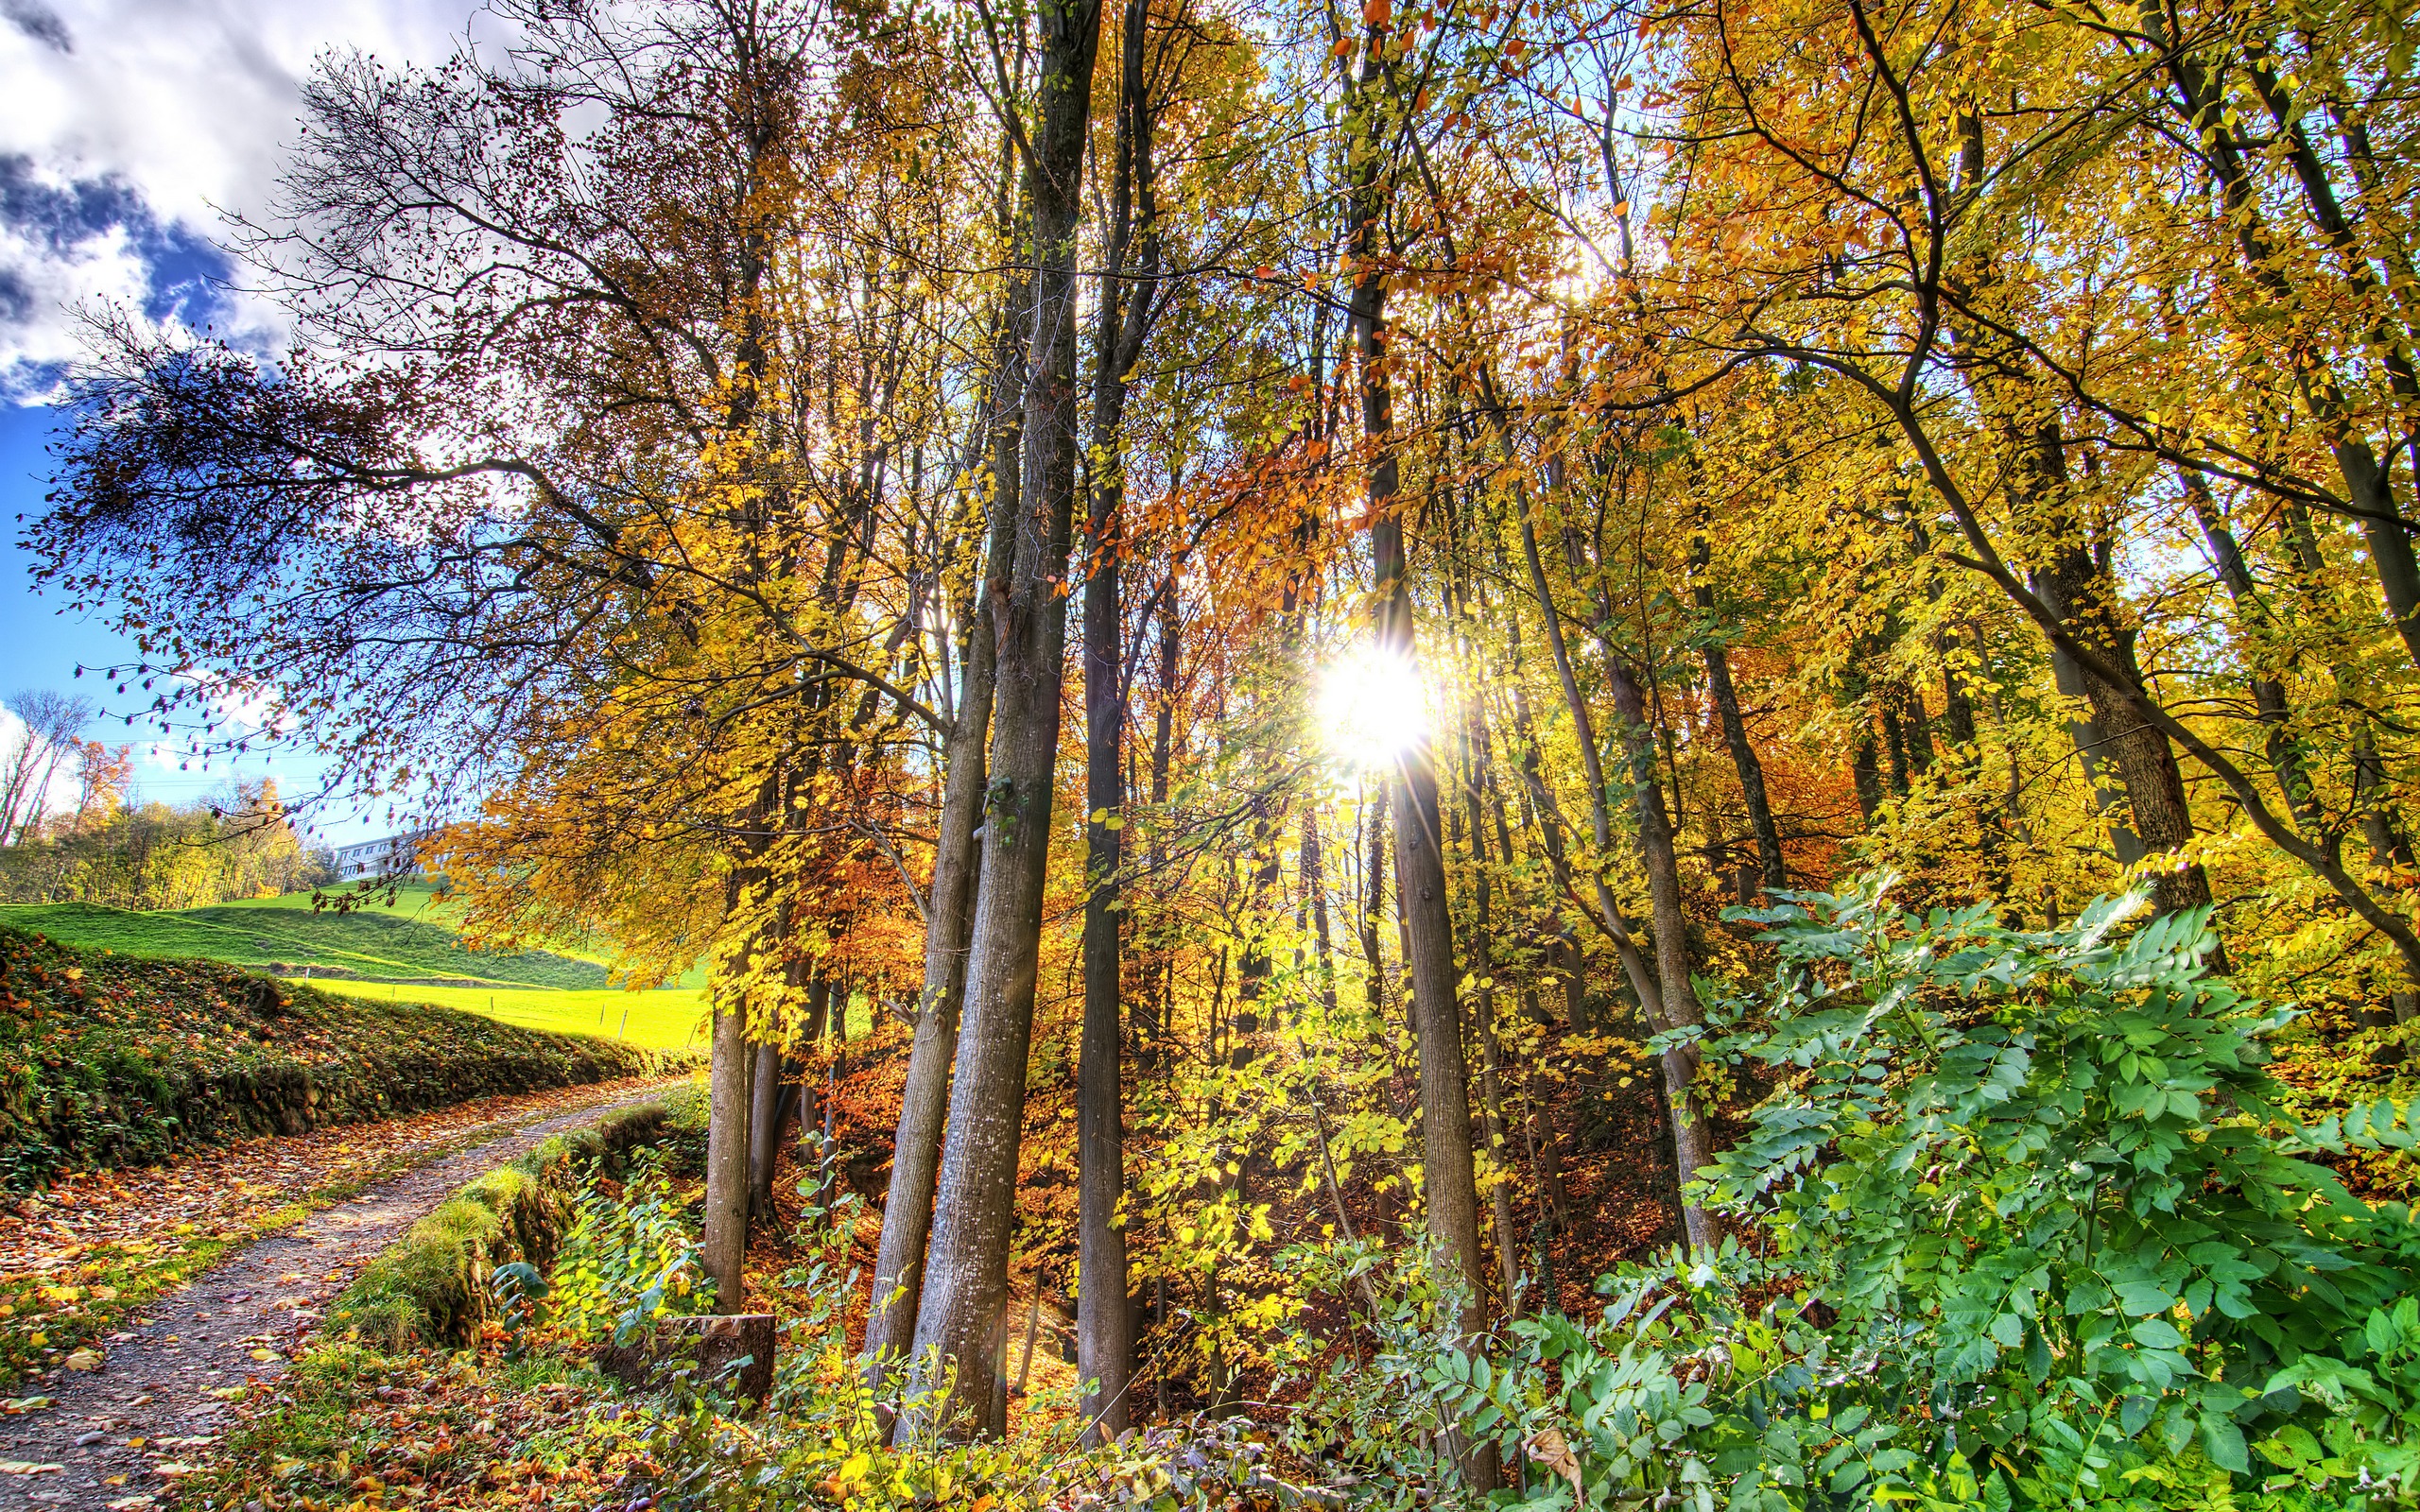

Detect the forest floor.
xmin=0 ymin=1076 xmax=685 ymax=1511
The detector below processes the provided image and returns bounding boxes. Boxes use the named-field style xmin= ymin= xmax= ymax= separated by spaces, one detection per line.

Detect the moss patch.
xmin=329 ymin=1101 xmax=674 ymax=1350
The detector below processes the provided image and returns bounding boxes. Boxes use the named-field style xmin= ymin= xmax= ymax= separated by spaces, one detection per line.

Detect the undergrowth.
xmin=176 ymin=1094 xmax=1296 ymax=1512
xmin=1288 ymin=883 xmax=2420 ymax=1509
xmin=188 ymin=883 xmax=2420 ymax=1510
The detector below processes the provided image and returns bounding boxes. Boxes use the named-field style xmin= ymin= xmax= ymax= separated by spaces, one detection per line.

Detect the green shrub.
xmin=548 ymin=1144 xmax=713 ymax=1346
xmin=1294 ymin=880 xmax=2420 ymax=1509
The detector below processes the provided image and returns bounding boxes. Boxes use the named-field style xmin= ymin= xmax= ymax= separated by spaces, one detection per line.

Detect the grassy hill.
xmin=215 ymin=886 xmax=711 ymax=988
xmin=0 ymin=923 xmax=695 ymax=1187
xmin=0 ymin=898 xmax=610 ymax=989
xmin=0 ymin=893 xmax=710 ymax=1053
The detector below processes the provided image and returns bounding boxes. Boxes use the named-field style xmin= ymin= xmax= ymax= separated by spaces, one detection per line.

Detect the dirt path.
xmin=0 ymin=1080 xmax=684 ymax=1510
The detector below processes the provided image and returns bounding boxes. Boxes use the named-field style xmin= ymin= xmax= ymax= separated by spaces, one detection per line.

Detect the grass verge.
xmin=327 ymin=1101 xmax=673 ymax=1350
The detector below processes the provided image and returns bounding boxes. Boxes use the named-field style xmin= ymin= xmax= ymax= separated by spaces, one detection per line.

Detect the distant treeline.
xmin=0 ymin=689 xmax=332 ymax=910
xmin=0 ymin=793 xmax=333 ymax=910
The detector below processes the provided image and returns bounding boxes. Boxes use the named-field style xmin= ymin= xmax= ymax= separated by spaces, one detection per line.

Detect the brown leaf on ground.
xmin=0 ymin=1077 xmax=680 ymax=1383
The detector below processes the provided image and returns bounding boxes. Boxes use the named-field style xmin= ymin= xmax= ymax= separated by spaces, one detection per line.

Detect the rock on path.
xmin=0 ymin=1080 xmax=683 ymax=1511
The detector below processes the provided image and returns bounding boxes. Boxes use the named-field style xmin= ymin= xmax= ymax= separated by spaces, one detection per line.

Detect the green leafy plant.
xmin=548 ymin=1145 xmax=713 ymax=1347
xmin=490 ymin=1259 xmax=549 ymax=1361
xmin=1322 ymin=878 xmax=2420 ymax=1509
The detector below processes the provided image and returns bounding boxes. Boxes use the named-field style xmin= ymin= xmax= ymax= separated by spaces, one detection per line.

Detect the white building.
xmin=330 ymin=830 xmax=430 ymax=880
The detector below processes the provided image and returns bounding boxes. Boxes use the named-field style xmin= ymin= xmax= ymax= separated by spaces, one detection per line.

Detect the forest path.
xmin=0 ymin=1076 xmax=685 ymax=1511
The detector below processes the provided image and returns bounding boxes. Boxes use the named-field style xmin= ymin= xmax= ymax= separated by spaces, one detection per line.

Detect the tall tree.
xmin=902 ymin=0 xmax=1107 ymax=1436
xmin=1076 ymin=0 xmax=1166 ymax=1443
xmin=1342 ymin=13 xmax=1495 ymax=1490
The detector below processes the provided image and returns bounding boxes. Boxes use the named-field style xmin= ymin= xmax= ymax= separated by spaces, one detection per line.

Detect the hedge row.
xmin=0 ymin=924 xmax=694 ymax=1188
xmin=328 ymin=1095 xmax=690 ymax=1349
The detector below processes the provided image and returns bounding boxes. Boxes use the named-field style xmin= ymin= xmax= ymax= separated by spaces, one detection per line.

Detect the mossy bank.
xmin=326 ymin=1096 xmax=684 ymax=1350
xmin=0 ymin=924 xmax=696 ymax=1188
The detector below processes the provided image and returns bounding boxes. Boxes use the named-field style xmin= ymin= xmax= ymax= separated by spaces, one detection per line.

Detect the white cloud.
xmin=0 ymin=0 xmax=479 ymax=392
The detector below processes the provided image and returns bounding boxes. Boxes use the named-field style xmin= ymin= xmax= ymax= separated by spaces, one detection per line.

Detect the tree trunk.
xmin=863 ymin=200 xmax=1028 ymax=1383
xmin=703 ymin=997 xmax=753 ymax=1308
xmin=1518 ymin=992 xmax=1570 ymax=1228
xmin=1139 ymin=565 xmax=1182 ymax=1069
xmin=1358 ymin=783 xmax=1391 ymax=1018
xmin=1455 ymin=664 xmax=1528 ymax=1316
xmin=1077 ymin=0 xmax=1159 ymax=1435
xmin=2044 ymin=642 xmax=2147 ymax=864
xmin=1851 ymin=722 xmax=1882 ymax=824
xmin=2273 ymin=503 xmax=2418 ymax=1020
xmin=1514 ymin=514 xmax=1713 ymax=1253
xmin=748 ymin=1039 xmax=782 ymax=1220
xmin=1347 ymin=43 xmax=1491 ymax=1486
xmin=902 ymin=0 xmax=1104 ymax=1437
xmin=2035 ymin=514 xmax=2215 ymax=919
xmin=1503 ymin=671 xmax=1592 ymax=1036
xmin=1602 ymin=652 xmax=1718 ymax=1248
xmin=2183 ymin=472 xmax=2326 ymax=837
xmin=1688 ymin=541 xmax=1784 ymax=893
xmin=1303 ymin=810 xmax=1341 ymax=1014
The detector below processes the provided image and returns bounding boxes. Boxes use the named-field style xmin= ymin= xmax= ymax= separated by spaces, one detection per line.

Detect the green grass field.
xmin=209 ymin=885 xmax=711 ymax=988
xmin=0 ymin=890 xmax=712 ymax=1051
xmin=0 ymin=897 xmax=613 ymax=989
xmin=306 ymin=980 xmax=708 ymax=1054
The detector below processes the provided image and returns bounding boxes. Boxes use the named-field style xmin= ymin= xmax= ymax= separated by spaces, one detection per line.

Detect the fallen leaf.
xmin=60 ymin=1349 xmax=101 ymax=1372
xmin=0 ymin=1461 xmax=63 ymax=1475
xmin=1524 ymin=1427 xmax=1583 ymax=1502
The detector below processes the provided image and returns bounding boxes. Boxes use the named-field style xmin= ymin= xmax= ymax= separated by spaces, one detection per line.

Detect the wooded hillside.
xmin=27 ymin=0 xmax=2420 ymax=1502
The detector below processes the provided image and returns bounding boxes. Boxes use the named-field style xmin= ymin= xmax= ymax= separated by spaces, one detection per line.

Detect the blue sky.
xmin=0 ymin=401 xmax=106 ymax=689
xmin=0 ymin=0 xmax=480 ymax=847
xmin=0 ymin=403 xmax=386 ymax=843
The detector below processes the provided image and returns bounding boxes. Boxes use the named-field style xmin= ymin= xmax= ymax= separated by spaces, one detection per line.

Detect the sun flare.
xmin=1315 ymin=644 xmax=1432 ymax=771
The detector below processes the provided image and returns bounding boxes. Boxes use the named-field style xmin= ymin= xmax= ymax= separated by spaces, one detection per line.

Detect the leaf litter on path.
xmin=0 ymin=1076 xmax=686 ymax=1512
xmin=0 ymin=1077 xmax=684 ymax=1384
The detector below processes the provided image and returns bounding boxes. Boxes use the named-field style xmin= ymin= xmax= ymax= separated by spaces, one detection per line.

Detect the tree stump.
xmin=596 ymin=1314 xmax=775 ymax=1404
